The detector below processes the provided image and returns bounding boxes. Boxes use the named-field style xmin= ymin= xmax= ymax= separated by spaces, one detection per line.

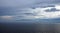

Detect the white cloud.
xmin=14 ymin=6 xmax=60 ymax=19
xmin=55 ymin=5 xmax=60 ymax=9
xmin=25 ymin=6 xmax=60 ymax=19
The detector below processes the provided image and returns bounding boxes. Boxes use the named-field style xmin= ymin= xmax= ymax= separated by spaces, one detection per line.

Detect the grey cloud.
xmin=36 ymin=0 xmax=60 ymax=4
xmin=24 ymin=13 xmax=36 ymax=16
xmin=0 ymin=7 xmax=37 ymax=16
xmin=45 ymin=8 xmax=60 ymax=12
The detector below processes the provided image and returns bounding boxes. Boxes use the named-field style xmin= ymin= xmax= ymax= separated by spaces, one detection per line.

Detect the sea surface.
xmin=1 ymin=21 xmax=60 ymax=33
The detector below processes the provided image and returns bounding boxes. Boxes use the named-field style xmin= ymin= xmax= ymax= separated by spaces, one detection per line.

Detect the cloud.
xmin=55 ymin=5 xmax=60 ymax=9
xmin=12 ymin=7 xmax=60 ymax=19
xmin=1 ymin=5 xmax=60 ymax=20
xmin=28 ymin=7 xmax=60 ymax=19
xmin=45 ymin=8 xmax=60 ymax=12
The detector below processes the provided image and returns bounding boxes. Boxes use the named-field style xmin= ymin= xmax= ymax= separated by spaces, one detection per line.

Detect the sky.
xmin=0 ymin=0 xmax=60 ymax=22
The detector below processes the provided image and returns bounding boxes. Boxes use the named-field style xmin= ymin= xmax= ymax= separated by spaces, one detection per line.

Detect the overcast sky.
xmin=0 ymin=0 xmax=60 ymax=22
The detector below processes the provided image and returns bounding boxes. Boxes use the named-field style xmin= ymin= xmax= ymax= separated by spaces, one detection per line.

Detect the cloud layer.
xmin=0 ymin=0 xmax=60 ymax=22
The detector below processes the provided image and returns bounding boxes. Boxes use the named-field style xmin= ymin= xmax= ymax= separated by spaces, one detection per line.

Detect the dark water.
xmin=1 ymin=22 xmax=60 ymax=33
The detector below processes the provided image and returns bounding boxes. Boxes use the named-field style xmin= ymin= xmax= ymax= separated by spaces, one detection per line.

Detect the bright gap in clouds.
xmin=1 ymin=16 xmax=13 ymax=20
